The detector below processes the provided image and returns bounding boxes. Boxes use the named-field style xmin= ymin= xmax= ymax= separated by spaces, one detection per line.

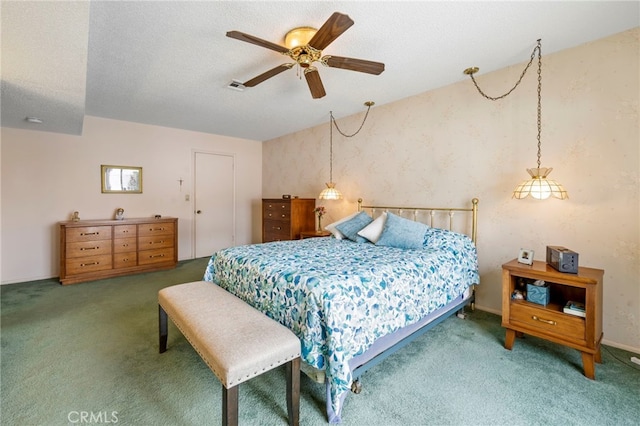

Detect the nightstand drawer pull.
xmin=271 ymin=226 xmax=282 ymax=230
xmin=532 ymin=315 xmax=556 ymax=325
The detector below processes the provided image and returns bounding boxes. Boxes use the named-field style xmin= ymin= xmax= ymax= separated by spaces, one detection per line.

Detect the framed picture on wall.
xmin=518 ymin=248 xmax=534 ymax=265
xmin=101 ymin=165 xmax=143 ymax=193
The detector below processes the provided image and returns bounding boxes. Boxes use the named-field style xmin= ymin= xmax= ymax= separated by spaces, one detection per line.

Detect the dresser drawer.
xmin=66 ymin=226 xmax=112 ymax=243
xmin=510 ymin=302 xmax=586 ymax=344
xmin=114 ymin=224 xmax=137 ymax=238
xmin=139 ymin=235 xmax=174 ymax=250
xmin=114 ymin=237 xmax=137 ymax=253
xmin=263 ymin=202 xmax=291 ymax=220
xmin=263 ymin=219 xmax=291 ymax=239
xmin=138 ymin=247 xmax=175 ymax=265
xmin=66 ymin=240 xmax=112 ymax=259
xmin=138 ymin=222 xmax=175 ymax=237
xmin=114 ymin=252 xmax=137 ymax=269
xmin=65 ymin=254 xmax=113 ymax=275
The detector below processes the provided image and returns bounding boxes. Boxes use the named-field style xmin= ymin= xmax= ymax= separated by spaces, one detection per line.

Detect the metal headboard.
xmin=357 ymin=198 xmax=479 ymax=244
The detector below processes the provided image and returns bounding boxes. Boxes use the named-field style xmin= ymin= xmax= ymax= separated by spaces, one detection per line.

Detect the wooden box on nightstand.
xmin=501 ymin=259 xmax=604 ymax=379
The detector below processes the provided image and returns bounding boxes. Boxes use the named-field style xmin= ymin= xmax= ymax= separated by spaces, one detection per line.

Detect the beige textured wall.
xmin=263 ymin=29 xmax=639 ymax=351
xmin=1 ymin=116 xmax=263 ymax=283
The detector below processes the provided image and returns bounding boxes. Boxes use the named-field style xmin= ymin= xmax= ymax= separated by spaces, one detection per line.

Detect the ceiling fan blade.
xmin=307 ymin=12 xmax=354 ymax=51
xmin=304 ymin=67 xmax=326 ymax=99
xmin=243 ymin=63 xmax=294 ymax=87
xmin=226 ymin=30 xmax=289 ymax=53
xmin=323 ymin=55 xmax=385 ymax=75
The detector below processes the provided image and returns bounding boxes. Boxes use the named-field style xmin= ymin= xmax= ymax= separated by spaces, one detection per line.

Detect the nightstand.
xmin=299 ymin=230 xmax=331 ymax=239
xmin=501 ymin=259 xmax=604 ymax=379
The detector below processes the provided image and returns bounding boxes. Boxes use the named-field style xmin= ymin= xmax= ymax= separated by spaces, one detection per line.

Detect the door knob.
xmin=196 ymin=210 xmax=202 ymax=214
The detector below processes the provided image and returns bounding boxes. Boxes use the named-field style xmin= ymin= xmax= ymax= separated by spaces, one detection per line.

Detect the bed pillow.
xmin=324 ymin=211 xmax=361 ymax=240
xmin=357 ymin=212 xmax=387 ymax=243
xmin=335 ymin=211 xmax=373 ymax=243
xmin=375 ymin=212 xmax=430 ymax=249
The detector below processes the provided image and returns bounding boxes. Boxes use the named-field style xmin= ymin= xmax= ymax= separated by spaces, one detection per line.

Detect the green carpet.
xmin=2 ymin=258 xmax=639 ymax=425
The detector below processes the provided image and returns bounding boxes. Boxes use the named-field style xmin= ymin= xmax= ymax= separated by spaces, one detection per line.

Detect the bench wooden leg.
xmin=222 ymin=385 xmax=239 ymax=426
xmin=286 ymin=358 xmax=300 ymax=426
xmin=159 ymin=305 xmax=168 ymax=353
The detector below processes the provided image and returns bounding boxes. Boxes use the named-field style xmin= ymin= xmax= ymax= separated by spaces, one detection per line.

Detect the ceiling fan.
xmin=226 ymin=12 xmax=385 ymax=99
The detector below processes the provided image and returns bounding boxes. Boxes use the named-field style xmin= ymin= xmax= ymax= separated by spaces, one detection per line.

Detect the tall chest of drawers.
xmin=262 ymin=198 xmax=315 ymax=242
xmin=59 ymin=217 xmax=178 ymax=285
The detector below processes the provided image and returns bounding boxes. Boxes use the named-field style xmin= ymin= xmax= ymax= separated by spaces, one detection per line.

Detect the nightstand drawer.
xmin=511 ymin=302 xmax=586 ymax=344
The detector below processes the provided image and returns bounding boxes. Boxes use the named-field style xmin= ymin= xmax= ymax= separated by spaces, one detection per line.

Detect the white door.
xmin=194 ymin=151 xmax=235 ymax=258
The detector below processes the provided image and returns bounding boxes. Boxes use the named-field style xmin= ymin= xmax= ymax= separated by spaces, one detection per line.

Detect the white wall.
xmin=1 ymin=116 xmax=262 ymax=283
xmin=262 ymin=29 xmax=640 ymax=352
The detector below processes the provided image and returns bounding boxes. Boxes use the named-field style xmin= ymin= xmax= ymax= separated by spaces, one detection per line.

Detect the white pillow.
xmin=324 ymin=211 xmax=361 ymax=240
xmin=357 ymin=212 xmax=387 ymax=243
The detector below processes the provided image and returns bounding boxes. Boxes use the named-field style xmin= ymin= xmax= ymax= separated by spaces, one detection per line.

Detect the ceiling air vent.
xmin=227 ymin=80 xmax=245 ymax=92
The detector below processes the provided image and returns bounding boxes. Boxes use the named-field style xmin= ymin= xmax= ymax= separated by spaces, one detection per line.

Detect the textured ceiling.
xmin=2 ymin=1 xmax=638 ymax=141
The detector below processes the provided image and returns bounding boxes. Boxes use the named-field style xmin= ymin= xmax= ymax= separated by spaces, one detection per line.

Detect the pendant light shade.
xmin=512 ymin=168 xmax=568 ymax=200
xmin=319 ymin=182 xmax=342 ymax=200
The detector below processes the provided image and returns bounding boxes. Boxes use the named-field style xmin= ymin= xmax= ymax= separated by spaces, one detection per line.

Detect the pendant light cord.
xmin=467 ymin=39 xmax=543 ymax=167
xmin=327 ymin=102 xmax=374 ymax=182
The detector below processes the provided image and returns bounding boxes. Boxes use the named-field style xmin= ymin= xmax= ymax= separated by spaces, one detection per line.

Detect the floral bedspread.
xmin=203 ymin=228 xmax=479 ymax=423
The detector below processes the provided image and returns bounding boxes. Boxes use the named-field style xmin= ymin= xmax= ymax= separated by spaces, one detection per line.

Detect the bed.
xmin=203 ymin=198 xmax=479 ymax=423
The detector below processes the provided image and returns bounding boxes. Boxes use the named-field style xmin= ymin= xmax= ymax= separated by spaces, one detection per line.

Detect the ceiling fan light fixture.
xmin=284 ymin=27 xmax=317 ymax=49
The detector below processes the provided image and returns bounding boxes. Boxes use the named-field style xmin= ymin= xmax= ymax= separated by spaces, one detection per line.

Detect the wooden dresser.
xmin=59 ymin=217 xmax=178 ymax=285
xmin=262 ymin=198 xmax=315 ymax=242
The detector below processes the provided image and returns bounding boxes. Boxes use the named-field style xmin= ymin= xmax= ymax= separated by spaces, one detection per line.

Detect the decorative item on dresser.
xmin=501 ymin=258 xmax=604 ymax=379
xmin=59 ymin=217 xmax=178 ymax=285
xmin=262 ymin=198 xmax=315 ymax=242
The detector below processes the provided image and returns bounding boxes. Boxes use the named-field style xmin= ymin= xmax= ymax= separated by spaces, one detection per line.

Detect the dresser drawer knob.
xmin=532 ymin=315 xmax=556 ymax=325
xmin=80 ymin=261 xmax=99 ymax=267
xmin=80 ymin=246 xmax=99 ymax=251
xmin=149 ymin=254 xmax=165 ymax=258
xmin=80 ymin=232 xmax=99 ymax=236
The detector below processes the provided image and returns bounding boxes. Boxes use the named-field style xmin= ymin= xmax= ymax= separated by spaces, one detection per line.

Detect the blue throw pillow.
xmin=335 ymin=211 xmax=373 ymax=243
xmin=376 ymin=212 xmax=430 ymax=249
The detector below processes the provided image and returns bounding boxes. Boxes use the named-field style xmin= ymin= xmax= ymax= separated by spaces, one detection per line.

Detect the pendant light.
xmin=464 ymin=39 xmax=568 ymax=200
xmin=319 ymin=102 xmax=375 ymax=200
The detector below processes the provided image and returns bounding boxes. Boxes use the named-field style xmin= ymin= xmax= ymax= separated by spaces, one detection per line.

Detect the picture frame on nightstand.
xmin=518 ymin=248 xmax=534 ymax=265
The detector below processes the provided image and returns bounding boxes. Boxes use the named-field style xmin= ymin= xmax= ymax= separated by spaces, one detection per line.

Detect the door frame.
xmin=191 ymin=149 xmax=237 ymax=258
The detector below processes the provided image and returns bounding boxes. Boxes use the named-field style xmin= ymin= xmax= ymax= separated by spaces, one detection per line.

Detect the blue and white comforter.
xmin=203 ymin=227 xmax=479 ymax=422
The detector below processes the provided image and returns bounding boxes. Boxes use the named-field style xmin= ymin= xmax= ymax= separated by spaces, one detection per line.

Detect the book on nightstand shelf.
xmin=564 ymin=301 xmax=586 ymax=317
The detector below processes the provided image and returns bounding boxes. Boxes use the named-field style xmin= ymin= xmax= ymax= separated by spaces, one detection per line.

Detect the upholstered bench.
xmin=158 ymin=281 xmax=301 ymax=426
